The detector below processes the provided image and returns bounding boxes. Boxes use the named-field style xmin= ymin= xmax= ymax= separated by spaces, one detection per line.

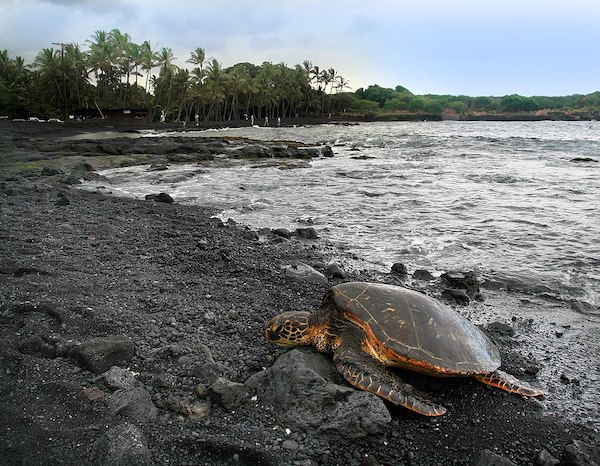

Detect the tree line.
xmin=352 ymin=84 xmax=600 ymax=116
xmin=1 ymin=28 xmax=599 ymax=121
xmin=0 ymin=28 xmax=351 ymax=122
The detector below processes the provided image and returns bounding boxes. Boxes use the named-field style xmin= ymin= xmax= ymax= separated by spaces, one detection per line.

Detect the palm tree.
xmin=156 ymin=47 xmax=176 ymax=75
xmin=244 ymin=76 xmax=260 ymax=120
xmin=204 ymin=58 xmax=225 ymax=120
xmin=335 ymin=75 xmax=352 ymax=93
xmin=227 ymin=66 xmax=249 ymax=120
xmin=310 ymin=65 xmax=321 ymax=90
xmin=332 ymin=75 xmax=352 ymax=113
xmin=32 ymin=48 xmax=63 ymax=107
xmin=127 ymin=42 xmax=142 ymax=87
xmin=153 ymin=47 xmax=178 ymax=119
xmin=87 ymin=30 xmax=117 ymax=105
xmin=172 ymin=68 xmax=193 ymax=121
xmin=271 ymin=63 xmax=293 ymax=118
xmin=329 ymin=69 xmax=338 ymax=92
xmin=0 ymin=50 xmax=11 ymax=79
xmin=65 ymin=43 xmax=88 ymax=108
xmin=187 ymin=47 xmax=209 ymax=82
xmin=187 ymin=47 xmax=211 ymax=120
xmin=255 ymin=62 xmax=276 ymax=119
xmin=108 ymin=29 xmax=133 ymax=105
xmin=139 ymin=41 xmax=157 ymax=96
xmin=1 ymin=52 xmax=33 ymax=115
xmin=108 ymin=29 xmax=131 ymax=75
xmin=123 ymin=42 xmax=149 ymax=106
xmin=302 ymin=60 xmax=312 ymax=75
xmin=288 ymin=65 xmax=309 ymax=117
xmin=10 ymin=56 xmax=27 ymax=82
xmin=319 ymin=68 xmax=332 ymax=113
xmin=300 ymin=60 xmax=315 ymax=114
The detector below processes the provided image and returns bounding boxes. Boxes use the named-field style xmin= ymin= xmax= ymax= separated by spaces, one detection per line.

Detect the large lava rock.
xmin=561 ymin=440 xmax=600 ymax=466
xmin=69 ymin=336 xmax=135 ymax=374
xmin=247 ymin=349 xmax=390 ymax=438
xmin=94 ymin=422 xmax=153 ymax=465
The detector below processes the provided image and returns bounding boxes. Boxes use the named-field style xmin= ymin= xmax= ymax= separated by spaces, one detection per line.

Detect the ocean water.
xmin=85 ymin=121 xmax=600 ymax=308
xmin=81 ymin=120 xmax=600 ymax=425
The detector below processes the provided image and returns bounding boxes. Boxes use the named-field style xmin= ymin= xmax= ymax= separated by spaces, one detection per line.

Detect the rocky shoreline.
xmin=1 ymin=121 xmax=598 ymax=465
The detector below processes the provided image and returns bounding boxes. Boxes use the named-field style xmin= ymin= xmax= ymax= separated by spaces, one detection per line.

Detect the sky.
xmin=1 ymin=0 xmax=600 ymax=97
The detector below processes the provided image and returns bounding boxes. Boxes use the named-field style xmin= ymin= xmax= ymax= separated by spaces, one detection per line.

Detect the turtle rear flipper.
xmin=333 ymin=344 xmax=447 ymax=416
xmin=473 ymin=369 xmax=544 ymax=397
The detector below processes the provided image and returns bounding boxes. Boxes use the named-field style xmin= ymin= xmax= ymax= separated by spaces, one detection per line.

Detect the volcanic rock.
xmin=95 ymin=422 xmax=153 ymax=466
xmin=440 ymin=270 xmax=481 ymax=297
xmin=144 ymin=192 xmax=174 ymax=204
xmin=536 ymin=449 xmax=560 ymax=466
xmin=283 ymin=262 xmax=328 ymax=284
xmin=391 ymin=262 xmax=407 ymax=276
xmin=325 ymin=262 xmax=346 ymax=279
xmin=208 ymin=377 xmax=250 ymax=410
xmin=108 ymin=388 xmax=158 ymax=423
xmin=163 ymin=397 xmax=211 ymax=419
xmin=41 ymin=166 xmax=62 ymax=176
xmin=272 ymin=227 xmax=293 ymax=239
xmin=486 ymin=321 xmax=517 ymax=337
xmin=69 ymin=336 xmax=135 ymax=374
xmin=295 ymin=227 xmax=319 ymax=239
xmin=570 ymin=157 xmax=597 ymax=163
xmin=561 ymin=440 xmax=600 ymax=465
xmin=102 ymin=366 xmax=137 ymax=391
xmin=248 ymin=349 xmax=391 ymax=438
xmin=413 ymin=269 xmax=434 ymax=281
xmin=192 ymin=361 xmax=231 ymax=386
xmin=473 ymin=449 xmax=517 ymax=466
xmin=441 ymin=288 xmax=470 ymax=305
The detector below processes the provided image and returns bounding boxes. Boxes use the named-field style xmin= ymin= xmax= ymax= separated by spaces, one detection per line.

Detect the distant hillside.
xmin=345 ymin=85 xmax=600 ymax=121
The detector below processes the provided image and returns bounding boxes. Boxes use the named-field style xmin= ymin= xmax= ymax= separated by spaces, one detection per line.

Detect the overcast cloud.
xmin=1 ymin=0 xmax=599 ymax=96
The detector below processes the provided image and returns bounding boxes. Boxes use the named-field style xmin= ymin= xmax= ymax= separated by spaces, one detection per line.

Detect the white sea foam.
xmin=83 ymin=121 xmax=600 ymax=307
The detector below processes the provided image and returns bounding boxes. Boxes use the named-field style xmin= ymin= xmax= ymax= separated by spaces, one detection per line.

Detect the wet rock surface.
xmin=0 ymin=121 xmax=335 ymax=179
xmin=0 ymin=122 xmax=598 ymax=465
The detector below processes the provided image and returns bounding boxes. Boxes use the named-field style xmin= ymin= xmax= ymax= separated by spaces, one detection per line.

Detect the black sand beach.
xmin=0 ymin=121 xmax=598 ymax=466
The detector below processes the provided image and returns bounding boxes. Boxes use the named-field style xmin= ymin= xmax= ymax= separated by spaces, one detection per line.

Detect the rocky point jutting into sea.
xmin=0 ymin=119 xmax=598 ymax=466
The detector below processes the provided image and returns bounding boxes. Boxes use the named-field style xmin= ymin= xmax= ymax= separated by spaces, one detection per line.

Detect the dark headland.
xmin=0 ymin=120 xmax=598 ymax=466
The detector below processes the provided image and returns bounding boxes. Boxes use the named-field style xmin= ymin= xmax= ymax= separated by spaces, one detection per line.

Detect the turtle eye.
xmin=265 ymin=325 xmax=285 ymax=342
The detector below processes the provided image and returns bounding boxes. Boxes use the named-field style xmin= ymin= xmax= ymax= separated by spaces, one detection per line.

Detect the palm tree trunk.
xmin=228 ymin=90 xmax=239 ymax=120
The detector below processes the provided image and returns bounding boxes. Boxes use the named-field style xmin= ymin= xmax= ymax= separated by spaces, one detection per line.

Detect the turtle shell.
xmin=326 ymin=282 xmax=500 ymax=374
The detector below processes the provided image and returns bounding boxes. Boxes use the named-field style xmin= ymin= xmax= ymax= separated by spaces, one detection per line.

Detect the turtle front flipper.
xmin=473 ymin=370 xmax=544 ymax=397
xmin=333 ymin=344 xmax=447 ymax=416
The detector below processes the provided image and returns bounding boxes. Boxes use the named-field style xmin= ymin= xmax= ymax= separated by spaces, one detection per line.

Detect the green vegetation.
xmin=1 ymin=29 xmax=599 ymax=121
xmin=350 ymin=87 xmax=600 ymax=119
xmin=0 ymin=29 xmax=352 ymax=122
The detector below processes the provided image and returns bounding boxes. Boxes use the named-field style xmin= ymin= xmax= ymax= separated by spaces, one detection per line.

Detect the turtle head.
xmin=264 ymin=311 xmax=312 ymax=346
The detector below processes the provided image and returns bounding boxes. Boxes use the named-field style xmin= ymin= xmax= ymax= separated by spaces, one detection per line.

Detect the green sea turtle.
xmin=265 ymin=281 xmax=543 ymax=416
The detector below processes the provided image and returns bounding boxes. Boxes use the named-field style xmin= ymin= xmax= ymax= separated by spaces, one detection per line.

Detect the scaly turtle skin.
xmin=265 ymin=281 xmax=543 ymax=416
